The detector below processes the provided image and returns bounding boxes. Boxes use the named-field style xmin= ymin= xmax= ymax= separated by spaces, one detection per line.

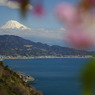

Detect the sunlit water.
xmin=4 ymin=58 xmax=88 ymax=95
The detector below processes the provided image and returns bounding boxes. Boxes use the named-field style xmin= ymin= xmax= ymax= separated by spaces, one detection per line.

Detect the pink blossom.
xmin=65 ymin=16 xmax=95 ymax=48
xmin=86 ymin=0 xmax=95 ymax=6
xmin=55 ymin=3 xmax=77 ymax=24
xmin=66 ymin=26 xmax=94 ymax=48
xmin=33 ymin=4 xmax=44 ymax=16
xmin=56 ymin=2 xmax=95 ymax=48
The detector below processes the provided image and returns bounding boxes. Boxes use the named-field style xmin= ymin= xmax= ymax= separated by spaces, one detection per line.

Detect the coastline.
xmin=0 ymin=61 xmax=43 ymax=95
xmin=1 ymin=55 xmax=93 ymax=60
xmin=16 ymin=71 xmax=35 ymax=82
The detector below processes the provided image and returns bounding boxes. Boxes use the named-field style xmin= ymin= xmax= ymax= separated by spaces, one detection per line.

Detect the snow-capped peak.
xmin=0 ymin=20 xmax=30 ymax=30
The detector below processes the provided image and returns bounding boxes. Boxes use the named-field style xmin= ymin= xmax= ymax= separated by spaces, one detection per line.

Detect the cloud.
xmin=0 ymin=0 xmax=32 ymax=10
xmin=0 ymin=27 xmax=66 ymax=46
xmin=30 ymin=28 xmax=64 ymax=40
xmin=60 ymin=28 xmax=65 ymax=31
xmin=0 ymin=27 xmax=65 ymax=40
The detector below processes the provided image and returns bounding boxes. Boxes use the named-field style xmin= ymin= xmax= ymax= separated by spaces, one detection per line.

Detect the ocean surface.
xmin=3 ymin=58 xmax=89 ymax=95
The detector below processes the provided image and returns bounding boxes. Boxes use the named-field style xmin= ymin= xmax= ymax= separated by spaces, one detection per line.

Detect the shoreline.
xmin=16 ymin=71 xmax=35 ymax=82
xmin=2 ymin=55 xmax=93 ymax=60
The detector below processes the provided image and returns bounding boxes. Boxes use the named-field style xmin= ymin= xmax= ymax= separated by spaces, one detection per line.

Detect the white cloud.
xmin=0 ymin=0 xmax=32 ymax=10
xmin=0 ymin=0 xmax=7 ymax=6
xmin=7 ymin=1 xmax=20 ymax=9
xmin=30 ymin=28 xmax=64 ymax=40
xmin=0 ymin=20 xmax=65 ymax=43
xmin=0 ymin=27 xmax=65 ymax=40
xmin=60 ymin=28 xmax=65 ymax=31
xmin=0 ymin=27 xmax=66 ymax=46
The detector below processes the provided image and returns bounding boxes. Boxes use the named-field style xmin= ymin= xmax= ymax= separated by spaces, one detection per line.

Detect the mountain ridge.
xmin=0 ymin=20 xmax=64 ymax=47
xmin=0 ymin=35 xmax=92 ymax=56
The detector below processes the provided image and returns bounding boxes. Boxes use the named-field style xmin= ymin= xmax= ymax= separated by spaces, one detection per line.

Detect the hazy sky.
xmin=0 ymin=0 xmax=79 ymax=46
xmin=0 ymin=0 xmax=79 ymax=29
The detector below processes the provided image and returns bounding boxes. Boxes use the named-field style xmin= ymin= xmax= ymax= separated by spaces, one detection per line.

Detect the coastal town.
xmin=0 ymin=55 xmax=93 ymax=60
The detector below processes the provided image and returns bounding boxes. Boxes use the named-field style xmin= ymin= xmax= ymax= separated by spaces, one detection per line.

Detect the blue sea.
xmin=3 ymin=58 xmax=88 ymax=95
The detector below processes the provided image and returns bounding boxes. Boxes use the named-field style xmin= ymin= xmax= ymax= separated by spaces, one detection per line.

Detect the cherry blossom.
xmin=56 ymin=2 xmax=95 ymax=48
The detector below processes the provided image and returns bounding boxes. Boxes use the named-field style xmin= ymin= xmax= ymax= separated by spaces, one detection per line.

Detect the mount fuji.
xmin=0 ymin=20 xmax=30 ymax=30
xmin=0 ymin=20 xmax=65 ymax=46
xmin=0 ymin=20 xmax=33 ymax=39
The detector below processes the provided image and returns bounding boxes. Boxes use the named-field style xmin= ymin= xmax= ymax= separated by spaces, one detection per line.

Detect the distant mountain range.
xmin=0 ymin=35 xmax=93 ymax=56
xmin=0 ymin=20 xmax=64 ymax=46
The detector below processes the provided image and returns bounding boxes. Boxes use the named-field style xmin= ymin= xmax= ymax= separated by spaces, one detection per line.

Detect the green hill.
xmin=0 ymin=61 xmax=42 ymax=95
xmin=0 ymin=35 xmax=92 ymax=56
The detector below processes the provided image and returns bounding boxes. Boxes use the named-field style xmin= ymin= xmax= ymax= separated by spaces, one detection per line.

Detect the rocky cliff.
xmin=0 ymin=61 xmax=42 ymax=95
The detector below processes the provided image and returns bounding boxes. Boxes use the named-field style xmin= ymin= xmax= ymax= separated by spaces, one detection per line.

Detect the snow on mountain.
xmin=0 ymin=20 xmax=64 ymax=46
xmin=0 ymin=20 xmax=30 ymax=30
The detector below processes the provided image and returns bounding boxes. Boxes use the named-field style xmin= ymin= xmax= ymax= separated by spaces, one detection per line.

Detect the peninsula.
xmin=0 ymin=61 xmax=42 ymax=95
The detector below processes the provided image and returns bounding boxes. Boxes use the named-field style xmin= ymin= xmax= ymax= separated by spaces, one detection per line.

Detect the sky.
xmin=0 ymin=0 xmax=79 ymax=47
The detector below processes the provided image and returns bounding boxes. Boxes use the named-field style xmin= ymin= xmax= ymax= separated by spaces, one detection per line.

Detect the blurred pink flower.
xmin=56 ymin=2 xmax=95 ymax=48
xmin=86 ymin=0 xmax=95 ymax=6
xmin=66 ymin=26 xmax=94 ymax=48
xmin=55 ymin=3 xmax=77 ymax=24
xmin=33 ymin=4 xmax=44 ymax=16
xmin=66 ymin=16 xmax=95 ymax=48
